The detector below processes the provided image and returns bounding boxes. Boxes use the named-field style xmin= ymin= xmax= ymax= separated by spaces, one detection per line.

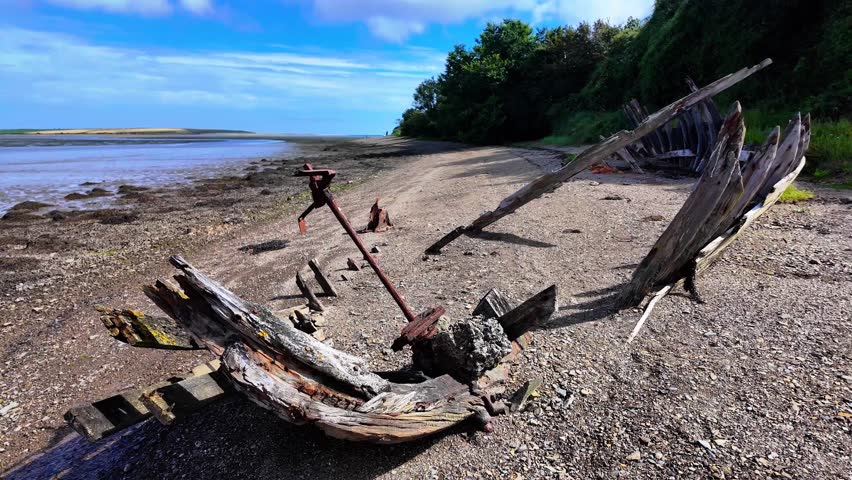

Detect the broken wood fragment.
xmin=63 ymin=359 xmax=222 ymax=441
xmin=97 ymin=305 xmax=199 ymax=350
xmin=64 ymin=380 xmax=177 ymax=442
xmin=497 ymin=285 xmax=558 ymax=340
xmin=308 ymin=258 xmax=338 ymax=297
xmin=510 ymin=378 xmax=542 ymax=412
xmin=473 ymin=288 xmax=513 ymax=320
xmin=295 ymin=271 xmax=325 ymax=311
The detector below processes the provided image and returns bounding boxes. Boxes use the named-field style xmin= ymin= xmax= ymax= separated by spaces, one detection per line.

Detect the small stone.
xmin=580 ymin=388 xmax=592 ymax=396
xmin=32 ymin=306 xmax=43 ymax=313
xmin=626 ymin=451 xmax=641 ymax=461
xmin=589 ymin=181 xmax=600 ymax=186
xmin=639 ymin=436 xmax=651 ymax=445
xmin=0 ymin=401 xmax=19 ymax=416
xmin=554 ymin=387 xmax=567 ymax=398
xmin=371 ymin=246 xmax=381 ymax=253
xmin=697 ymin=439 xmax=713 ymax=450
xmin=654 ymin=452 xmax=663 ymax=460
xmin=713 ymin=439 xmax=728 ymax=446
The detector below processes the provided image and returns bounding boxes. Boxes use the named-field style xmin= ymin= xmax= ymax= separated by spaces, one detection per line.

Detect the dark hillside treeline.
xmin=397 ymin=0 xmax=852 ymax=148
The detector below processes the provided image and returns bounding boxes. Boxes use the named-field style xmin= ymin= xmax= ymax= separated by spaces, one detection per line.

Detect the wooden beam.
xmin=497 ymin=285 xmax=558 ymax=340
xmin=308 ymin=258 xmax=339 ymax=297
xmin=141 ymin=369 xmax=234 ymax=425
xmin=63 ymin=360 xmax=221 ymax=442
xmin=295 ymin=271 xmax=325 ymax=311
xmin=427 ymin=59 xmax=771 ymax=254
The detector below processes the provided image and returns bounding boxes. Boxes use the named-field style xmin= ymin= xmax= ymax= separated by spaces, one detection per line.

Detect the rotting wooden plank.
xmin=425 ymin=59 xmax=771 ymax=254
xmin=698 ymin=155 xmax=807 ymax=273
xmin=64 ymin=386 xmax=166 ymax=442
xmin=497 ymin=285 xmax=558 ymax=340
xmin=295 ymin=271 xmax=325 ymax=311
xmin=473 ymin=288 xmax=513 ymax=320
xmin=725 ymin=126 xmax=780 ymax=226
xmin=97 ymin=306 xmax=199 ymax=350
xmin=142 ymin=370 xmax=235 ymax=425
xmin=308 ymin=258 xmax=339 ymax=297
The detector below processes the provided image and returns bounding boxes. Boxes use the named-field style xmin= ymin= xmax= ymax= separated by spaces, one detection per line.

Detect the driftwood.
xmin=425 ymin=59 xmax=772 ymax=253
xmin=73 ymin=256 xmax=544 ymax=443
xmin=620 ymin=106 xmax=810 ymax=339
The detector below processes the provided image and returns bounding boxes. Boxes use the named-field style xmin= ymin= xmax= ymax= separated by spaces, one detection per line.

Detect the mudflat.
xmin=1 ymin=138 xmax=850 ymax=479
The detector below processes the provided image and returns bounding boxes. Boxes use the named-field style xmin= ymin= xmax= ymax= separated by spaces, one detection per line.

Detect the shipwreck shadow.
xmin=467 ymin=230 xmax=556 ymax=249
xmin=3 ymin=398 xmax=444 ymax=480
xmin=539 ymin=282 xmax=629 ymax=330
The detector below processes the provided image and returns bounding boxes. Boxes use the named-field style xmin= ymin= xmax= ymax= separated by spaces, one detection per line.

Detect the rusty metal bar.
xmin=294 ymin=164 xmax=424 ymax=323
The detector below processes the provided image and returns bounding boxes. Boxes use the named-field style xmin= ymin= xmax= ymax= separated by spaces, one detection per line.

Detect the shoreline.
xmin=0 ymin=137 xmax=310 ymax=215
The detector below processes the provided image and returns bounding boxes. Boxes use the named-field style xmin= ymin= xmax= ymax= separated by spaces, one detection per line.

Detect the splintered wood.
xmin=73 ymin=256 xmax=553 ymax=444
xmin=621 ymin=106 xmax=810 ymax=340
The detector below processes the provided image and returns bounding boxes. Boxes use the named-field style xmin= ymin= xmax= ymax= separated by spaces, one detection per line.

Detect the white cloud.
xmin=310 ymin=0 xmax=653 ymax=41
xmin=0 ymin=27 xmax=442 ymax=113
xmin=532 ymin=0 xmax=653 ymax=25
xmin=365 ymin=16 xmax=425 ymax=43
xmin=178 ymin=0 xmax=212 ymax=15
xmin=45 ymin=0 xmax=173 ymax=15
xmin=43 ymin=0 xmax=215 ymax=15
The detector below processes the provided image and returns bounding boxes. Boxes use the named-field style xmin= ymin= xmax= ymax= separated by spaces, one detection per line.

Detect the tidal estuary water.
xmin=0 ymin=135 xmax=294 ymax=213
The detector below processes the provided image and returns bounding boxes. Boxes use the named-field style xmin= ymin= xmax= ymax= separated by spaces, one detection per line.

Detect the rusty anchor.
xmin=294 ymin=164 xmax=444 ymax=349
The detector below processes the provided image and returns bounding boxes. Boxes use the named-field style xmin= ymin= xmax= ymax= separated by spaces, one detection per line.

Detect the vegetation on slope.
xmin=396 ymin=0 xmax=851 ymax=181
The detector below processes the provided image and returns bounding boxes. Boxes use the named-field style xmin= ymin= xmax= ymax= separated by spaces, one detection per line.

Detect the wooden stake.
xmin=308 ymin=258 xmax=338 ymax=297
xmin=295 ymin=271 xmax=325 ymax=311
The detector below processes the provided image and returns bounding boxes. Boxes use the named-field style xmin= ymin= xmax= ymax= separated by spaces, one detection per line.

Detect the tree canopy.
xmin=396 ymin=0 xmax=851 ymax=144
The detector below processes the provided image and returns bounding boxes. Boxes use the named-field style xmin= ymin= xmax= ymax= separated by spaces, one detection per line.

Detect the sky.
xmin=1 ymin=0 xmax=654 ymax=135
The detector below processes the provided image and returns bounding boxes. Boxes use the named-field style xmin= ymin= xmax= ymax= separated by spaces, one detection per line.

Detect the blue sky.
xmin=1 ymin=0 xmax=653 ymax=134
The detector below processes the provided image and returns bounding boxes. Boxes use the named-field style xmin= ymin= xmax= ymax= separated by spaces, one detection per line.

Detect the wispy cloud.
xmin=42 ymin=0 xmax=213 ymax=16
xmin=309 ymin=0 xmax=653 ymax=41
xmin=0 ymin=27 xmax=443 ymax=114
